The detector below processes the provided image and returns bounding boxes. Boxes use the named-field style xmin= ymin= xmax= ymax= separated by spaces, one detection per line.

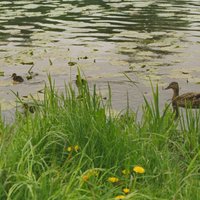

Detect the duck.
xmin=12 ymin=73 xmax=24 ymax=83
xmin=165 ymin=82 xmax=200 ymax=117
xmin=23 ymin=103 xmax=36 ymax=114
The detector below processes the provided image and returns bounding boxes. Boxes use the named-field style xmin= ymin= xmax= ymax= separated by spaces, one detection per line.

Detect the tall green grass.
xmin=0 ymin=76 xmax=200 ymax=200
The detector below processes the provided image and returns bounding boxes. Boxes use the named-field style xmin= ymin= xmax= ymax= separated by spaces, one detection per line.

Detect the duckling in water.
xmin=165 ymin=82 xmax=200 ymax=117
xmin=23 ymin=103 xmax=36 ymax=114
xmin=12 ymin=73 xmax=24 ymax=83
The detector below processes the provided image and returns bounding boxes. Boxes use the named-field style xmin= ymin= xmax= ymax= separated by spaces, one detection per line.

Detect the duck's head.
xmin=165 ymin=82 xmax=179 ymax=90
xmin=11 ymin=73 xmax=17 ymax=78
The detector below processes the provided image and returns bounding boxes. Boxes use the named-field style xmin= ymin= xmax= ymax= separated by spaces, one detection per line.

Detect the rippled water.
xmin=0 ymin=0 xmax=200 ymax=116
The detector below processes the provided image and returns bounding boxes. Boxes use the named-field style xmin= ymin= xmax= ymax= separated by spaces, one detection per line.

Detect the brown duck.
xmin=165 ymin=82 xmax=200 ymax=117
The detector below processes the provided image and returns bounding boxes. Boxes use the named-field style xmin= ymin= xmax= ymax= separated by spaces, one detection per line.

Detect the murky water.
xmin=0 ymin=0 xmax=200 ymax=119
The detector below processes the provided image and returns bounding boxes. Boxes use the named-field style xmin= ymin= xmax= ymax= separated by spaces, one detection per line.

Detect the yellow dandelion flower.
xmin=74 ymin=145 xmax=79 ymax=152
xmin=122 ymin=169 xmax=130 ymax=175
xmin=82 ymin=175 xmax=89 ymax=182
xmin=133 ymin=166 xmax=145 ymax=174
xmin=67 ymin=146 xmax=73 ymax=152
xmin=108 ymin=177 xmax=119 ymax=183
xmin=123 ymin=188 xmax=130 ymax=194
xmin=115 ymin=195 xmax=125 ymax=199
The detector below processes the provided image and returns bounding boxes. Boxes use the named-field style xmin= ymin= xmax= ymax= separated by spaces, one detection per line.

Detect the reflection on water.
xmin=0 ymin=0 xmax=200 ymax=112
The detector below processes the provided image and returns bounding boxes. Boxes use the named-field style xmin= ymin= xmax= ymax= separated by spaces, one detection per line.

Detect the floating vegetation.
xmin=20 ymin=61 xmax=34 ymax=65
xmin=68 ymin=61 xmax=77 ymax=66
xmin=26 ymin=66 xmax=39 ymax=80
xmin=78 ymin=56 xmax=88 ymax=60
xmin=49 ymin=58 xmax=53 ymax=65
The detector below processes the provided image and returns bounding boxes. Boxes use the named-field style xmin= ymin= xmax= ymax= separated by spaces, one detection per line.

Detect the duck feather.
xmin=173 ymin=92 xmax=200 ymax=108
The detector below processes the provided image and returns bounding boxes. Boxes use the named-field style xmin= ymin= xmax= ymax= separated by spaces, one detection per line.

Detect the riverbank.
xmin=0 ymin=76 xmax=200 ymax=200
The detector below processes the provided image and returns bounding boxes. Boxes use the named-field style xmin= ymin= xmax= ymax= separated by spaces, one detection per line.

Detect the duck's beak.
xmin=165 ymin=85 xmax=170 ymax=90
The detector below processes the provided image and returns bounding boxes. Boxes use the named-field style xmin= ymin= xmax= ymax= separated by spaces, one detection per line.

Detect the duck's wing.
xmin=175 ymin=93 xmax=200 ymax=108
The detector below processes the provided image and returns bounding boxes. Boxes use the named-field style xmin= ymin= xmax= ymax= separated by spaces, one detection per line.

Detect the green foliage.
xmin=0 ymin=76 xmax=200 ymax=200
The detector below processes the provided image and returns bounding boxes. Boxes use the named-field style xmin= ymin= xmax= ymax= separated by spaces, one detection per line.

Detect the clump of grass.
xmin=0 ymin=75 xmax=200 ymax=200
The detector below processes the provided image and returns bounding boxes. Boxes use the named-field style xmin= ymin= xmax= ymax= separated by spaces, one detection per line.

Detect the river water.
xmin=0 ymin=0 xmax=200 ymax=119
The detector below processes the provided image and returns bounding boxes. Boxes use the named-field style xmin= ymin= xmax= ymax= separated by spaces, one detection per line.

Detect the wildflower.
xmin=115 ymin=195 xmax=125 ymax=199
xmin=82 ymin=175 xmax=89 ymax=182
xmin=123 ymin=188 xmax=130 ymax=194
xmin=122 ymin=169 xmax=130 ymax=175
xmin=74 ymin=145 xmax=79 ymax=152
xmin=133 ymin=166 xmax=145 ymax=174
xmin=67 ymin=146 xmax=73 ymax=152
xmin=108 ymin=177 xmax=119 ymax=183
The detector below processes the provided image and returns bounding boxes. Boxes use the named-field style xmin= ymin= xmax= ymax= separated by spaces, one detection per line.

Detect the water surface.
xmin=0 ymin=0 xmax=200 ymax=118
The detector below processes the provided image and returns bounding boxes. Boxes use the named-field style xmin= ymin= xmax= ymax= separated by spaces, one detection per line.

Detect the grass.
xmin=0 ymin=75 xmax=200 ymax=200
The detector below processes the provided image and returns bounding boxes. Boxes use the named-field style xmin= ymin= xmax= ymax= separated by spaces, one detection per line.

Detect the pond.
xmin=0 ymin=0 xmax=200 ymax=119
